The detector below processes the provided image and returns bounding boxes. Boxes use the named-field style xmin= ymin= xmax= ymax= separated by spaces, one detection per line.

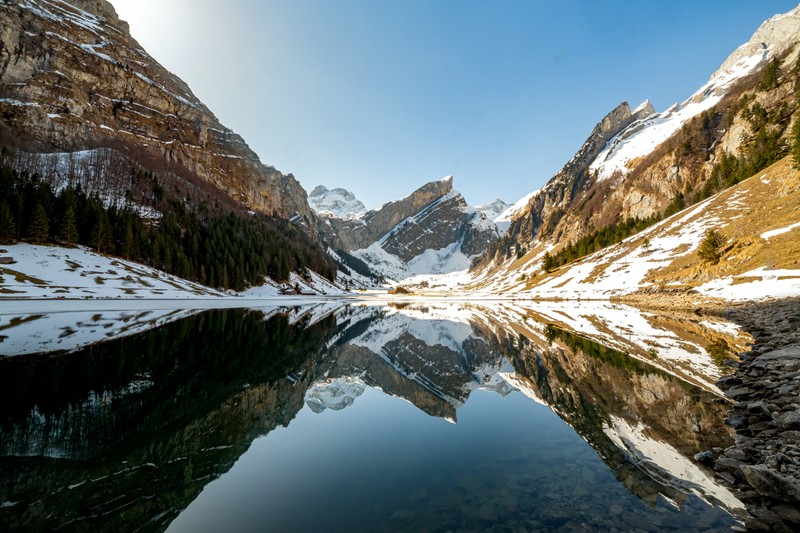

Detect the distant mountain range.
xmin=312 ymin=177 xmax=508 ymax=280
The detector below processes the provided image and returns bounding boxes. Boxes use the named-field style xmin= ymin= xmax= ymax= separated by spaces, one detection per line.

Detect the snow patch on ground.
xmin=0 ymin=244 xmax=225 ymax=299
xmin=761 ymin=221 xmax=800 ymax=239
xmin=696 ymin=267 xmax=800 ymax=301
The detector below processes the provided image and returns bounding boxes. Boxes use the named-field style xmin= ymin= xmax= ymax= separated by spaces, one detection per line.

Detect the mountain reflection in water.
xmin=0 ymin=301 xmax=746 ymax=531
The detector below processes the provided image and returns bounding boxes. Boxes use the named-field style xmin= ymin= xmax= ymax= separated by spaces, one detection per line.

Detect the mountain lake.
xmin=0 ymin=300 xmax=748 ymax=532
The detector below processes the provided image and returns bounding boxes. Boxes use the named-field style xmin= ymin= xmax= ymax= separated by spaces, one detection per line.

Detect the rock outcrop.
xmin=715 ymin=299 xmax=800 ymax=532
xmin=0 ymin=0 xmax=311 ymax=220
xmin=381 ymin=191 xmax=497 ymax=261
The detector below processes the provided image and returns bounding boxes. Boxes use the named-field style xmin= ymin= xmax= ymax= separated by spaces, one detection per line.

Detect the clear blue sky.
xmin=111 ymin=0 xmax=797 ymax=209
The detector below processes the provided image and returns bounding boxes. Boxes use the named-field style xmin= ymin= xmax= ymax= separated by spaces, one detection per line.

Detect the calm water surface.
xmin=0 ymin=302 xmax=745 ymax=531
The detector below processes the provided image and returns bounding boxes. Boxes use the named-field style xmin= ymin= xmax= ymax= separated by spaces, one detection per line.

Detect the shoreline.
xmin=612 ymin=293 xmax=800 ymax=530
xmin=710 ymin=298 xmax=800 ymax=532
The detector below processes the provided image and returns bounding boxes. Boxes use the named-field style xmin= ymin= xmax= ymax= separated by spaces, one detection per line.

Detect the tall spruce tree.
xmin=59 ymin=205 xmax=79 ymax=244
xmin=792 ymin=115 xmax=800 ymax=169
xmin=0 ymin=200 xmax=16 ymax=244
xmin=27 ymin=203 xmax=50 ymax=244
xmin=90 ymin=212 xmax=112 ymax=253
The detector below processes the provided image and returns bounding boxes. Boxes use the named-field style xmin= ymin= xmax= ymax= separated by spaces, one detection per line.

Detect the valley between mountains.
xmin=2 ymin=1 xmax=800 ymax=531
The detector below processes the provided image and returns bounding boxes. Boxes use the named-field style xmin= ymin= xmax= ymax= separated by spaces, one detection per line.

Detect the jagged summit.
xmin=488 ymin=100 xmax=649 ymax=248
xmin=476 ymin=198 xmax=510 ymax=220
xmin=591 ymin=3 xmax=800 ymax=183
xmin=313 ymin=176 xmax=501 ymax=280
xmin=632 ymin=99 xmax=656 ymax=117
xmin=470 ymin=2 xmax=800 ymax=294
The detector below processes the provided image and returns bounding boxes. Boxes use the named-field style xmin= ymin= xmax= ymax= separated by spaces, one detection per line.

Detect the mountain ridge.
xmin=470 ymin=2 xmax=800 ymax=286
xmin=314 ymin=176 xmax=502 ymax=281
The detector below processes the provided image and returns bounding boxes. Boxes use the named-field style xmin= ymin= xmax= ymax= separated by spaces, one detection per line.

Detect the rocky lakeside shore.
xmin=618 ymin=294 xmax=800 ymax=531
xmin=712 ymin=298 xmax=800 ymax=532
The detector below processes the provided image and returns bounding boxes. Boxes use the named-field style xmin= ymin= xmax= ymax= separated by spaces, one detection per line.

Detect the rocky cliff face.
xmin=380 ymin=191 xmax=497 ymax=261
xmin=499 ymin=100 xmax=655 ymax=253
xmin=0 ymin=0 xmax=311 ymax=220
xmin=319 ymin=177 xmax=455 ymax=251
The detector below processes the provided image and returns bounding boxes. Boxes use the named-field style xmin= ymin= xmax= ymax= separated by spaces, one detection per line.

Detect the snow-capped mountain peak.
xmin=309 ymin=185 xmax=367 ymax=219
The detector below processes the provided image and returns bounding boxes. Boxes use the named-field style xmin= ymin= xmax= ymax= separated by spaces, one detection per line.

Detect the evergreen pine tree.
xmin=541 ymin=252 xmax=554 ymax=273
xmin=122 ymin=222 xmax=135 ymax=259
xmin=697 ymin=229 xmax=725 ymax=264
xmin=792 ymin=115 xmax=800 ymax=169
xmin=59 ymin=205 xmax=79 ymax=244
xmin=90 ymin=212 xmax=112 ymax=253
xmin=27 ymin=203 xmax=50 ymax=244
xmin=0 ymin=200 xmax=16 ymax=244
xmin=757 ymin=58 xmax=781 ymax=91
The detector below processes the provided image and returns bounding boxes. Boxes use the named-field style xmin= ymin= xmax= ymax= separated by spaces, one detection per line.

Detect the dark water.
xmin=0 ymin=303 xmax=744 ymax=532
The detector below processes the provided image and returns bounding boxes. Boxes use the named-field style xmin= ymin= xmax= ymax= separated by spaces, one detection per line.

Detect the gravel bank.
xmin=713 ymin=298 xmax=800 ymax=532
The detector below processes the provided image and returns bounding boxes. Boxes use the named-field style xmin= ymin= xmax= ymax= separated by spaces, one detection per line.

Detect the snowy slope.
xmin=481 ymin=158 xmax=800 ymax=302
xmin=0 ymin=244 xmax=227 ymax=299
xmin=475 ymin=198 xmax=510 ymax=222
xmin=476 ymin=198 xmax=513 ymax=235
xmin=494 ymin=189 xmax=540 ymax=233
xmin=0 ymin=244 xmax=355 ymax=300
xmin=491 ymin=4 xmax=800 ymax=234
xmin=308 ymin=185 xmax=367 ymax=219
